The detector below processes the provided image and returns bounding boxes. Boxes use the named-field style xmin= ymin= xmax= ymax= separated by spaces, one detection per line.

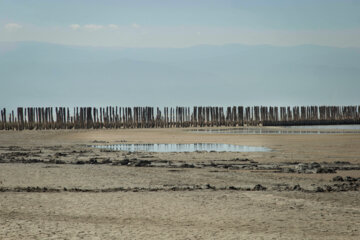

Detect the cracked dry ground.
xmin=0 ymin=128 xmax=360 ymax=239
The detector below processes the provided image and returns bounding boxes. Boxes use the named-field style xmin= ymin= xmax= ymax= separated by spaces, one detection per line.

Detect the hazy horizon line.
xmin=1 ymin=40 xmax=360 ymax=50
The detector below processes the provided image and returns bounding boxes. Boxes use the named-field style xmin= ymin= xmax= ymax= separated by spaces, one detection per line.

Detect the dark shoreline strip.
xmin=1 ymin=105 xmax=360 ymax=130
xmin=0 ymin=183 xmax=358 ymax=193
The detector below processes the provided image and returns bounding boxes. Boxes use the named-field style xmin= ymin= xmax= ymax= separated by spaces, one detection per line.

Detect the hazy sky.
xmin=0 ymin=1 xmax=359 ymax=108
xmin=1 ymin=0 xmax=360 ymax=48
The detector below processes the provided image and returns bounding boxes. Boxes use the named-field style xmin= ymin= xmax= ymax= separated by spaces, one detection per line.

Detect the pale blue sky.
xmin=1 ymin=1 xmax=360 ymax=108
xmin=1 ymin=0 xmax=360 ymax=47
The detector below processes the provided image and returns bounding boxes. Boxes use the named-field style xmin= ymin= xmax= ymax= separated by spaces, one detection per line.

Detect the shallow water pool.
xmin=193 ymin=126 xmax=360 ymax=135
xmin=93 ymin=143 xmax=271 ymax=153
xmin=286 ymin=125 xmax=360 ymax=130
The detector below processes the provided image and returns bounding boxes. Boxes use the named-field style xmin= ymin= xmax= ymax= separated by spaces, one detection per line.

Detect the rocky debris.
xmin=294 ymin=163 xmax=307 ymax=172
xmin=112 ymin=159 xmax=130 ymax=165
xmin=333 ymin=176 xmax=360 ymax=182
xmin=271 ymin=182 xmax=360 ymax=193
xmin=218 ymin=164 xmax=233 ymax=169
xmin=308 ymin=181 xmax=360 ymax=192
xmin=74 ymin=158 xmax=113 ymax=165
xmin=281 ymin=161 xmax=300 ymax=165
xmin=71 ymin=150 xmax=88 ymax=154
xmin=92 ymin=140 xmax=109 ymax=143
xmin=310 ymin=162 xmax=321 ymax=168
xmin=331 ymin=182 xmax=359 ymax=191
xmin=294 ymin=162 xmax=336 ymax=174
xmin=0 ymin=184 xmax=246 ymax=193
xmin=2 ymin=152 xmax=29 ymax=157
xmin=271 ymin=184 xmax=304 ymax=191
xmin=344 ymin=176 xmax=359 ymax=182
xmin=205 ymin=184 xmax=216 ymax=190
xmin=253 ymin=184 xmax=267 ymax=191
xmin=315 ymin=168 xmax=336 ymax=173
xmin=42 ymin=165 xmax=61 ymax=168
xmin=139 ymin=155 xmax=155 ymax=158
xmin=315 ymin=186 xmax=325 ymax=192
xmin=89 ymin=158 xmax=98 ymax=164
xmin=7 ymin=146 xmax=25 ymax=151
xmin=282 ymin=168 xmax=295 ymax=173
xmin=55 ymin=152 xmax=67 ymax=157
xmin=277 ymin=161 xmax=360 ymax=174
xmin=0 ymin=186 xmax=60 ymax=192
xmin=332 ymin=176 xmax=344 ymax=182
xmin=100 ymin=149 xmax=115 ymax=152
xmin=232 ymin=158 xmax=251 ymax=162
xmin=292 ymin=184 xmax=302 ymax=191
xmin=324 ymin=185 xmax=333 ymax=192
xmin=101 ymin=158 xmax=112 ymax=164
xmin=18 ymin=158 xmax=43 ymax=164
xmin=325 ymin=162 xmax=360 ymax=171
xmin=120 ymin=159 xmax=130 ymax=165
xmin=1 ymin=146 xmax=360 ymax=185
xmin=180 ymin=163 xmax=195 ymax=168
xmin=133 ymin=160 xmax=151 ymax=167
xmin=0 ymin=181 xmax=359 ymax=193
xmin=334 ymin=161 xmax=351 ymax=165
xmin=47 ymin=159 xmax=66 ymax=164
xmin=1 ymin=152 xmax=358 ymax=176
xmin=112 ymin=158 xmax=152 ymax=167
xmin=255 ymin=164 xmax=280 ymax=171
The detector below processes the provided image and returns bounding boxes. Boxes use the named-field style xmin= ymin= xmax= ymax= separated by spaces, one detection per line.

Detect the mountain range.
xmin=0 ymin=42 xmax=359 ymax=108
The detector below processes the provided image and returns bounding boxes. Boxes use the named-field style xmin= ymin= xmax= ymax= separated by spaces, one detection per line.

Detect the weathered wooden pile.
xmin=0 ymin=106 xmax=359 ymax=130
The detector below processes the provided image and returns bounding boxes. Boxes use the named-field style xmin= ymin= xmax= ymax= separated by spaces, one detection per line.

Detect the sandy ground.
xmin=0 ymin=127 xmax=360 ymax=239
xmin=1 ymin=127 xmax=360 ymax=163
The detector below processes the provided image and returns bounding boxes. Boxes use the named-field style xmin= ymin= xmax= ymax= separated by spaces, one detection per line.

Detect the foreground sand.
xmin=1 ymin=191 xmax=359 ymax=239
xmin=0 ymin=127 xmax=360 ymax=239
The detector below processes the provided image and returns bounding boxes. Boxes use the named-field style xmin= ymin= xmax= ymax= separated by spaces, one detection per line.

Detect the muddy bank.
xmin=0 ymin=129 xmax=360 ymax=240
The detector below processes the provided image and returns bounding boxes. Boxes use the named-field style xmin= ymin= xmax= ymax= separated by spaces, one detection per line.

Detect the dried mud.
xmin=0 ymin=128 xmax=360 ymax=239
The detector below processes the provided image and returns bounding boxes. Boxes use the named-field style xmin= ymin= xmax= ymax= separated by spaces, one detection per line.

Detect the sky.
xmin=1 ymin=0 xmax=360 ymax=48
xmin=0 ymin=1 xmax=359 ymax=109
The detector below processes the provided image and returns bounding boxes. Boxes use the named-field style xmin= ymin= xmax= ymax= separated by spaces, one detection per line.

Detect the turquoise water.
xmin=93 ymin=143 xmax=271 ymax=152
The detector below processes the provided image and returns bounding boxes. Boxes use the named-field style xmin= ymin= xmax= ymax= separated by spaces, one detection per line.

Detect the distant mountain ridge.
xmin=0 ymin=42 xmax=359 ymax=108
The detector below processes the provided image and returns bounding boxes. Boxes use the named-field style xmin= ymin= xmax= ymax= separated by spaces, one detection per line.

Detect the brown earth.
xmin=0 ymin=127 xmax=359 ymax=239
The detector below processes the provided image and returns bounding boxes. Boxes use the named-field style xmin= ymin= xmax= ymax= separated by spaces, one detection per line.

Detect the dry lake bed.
xmin=0 ymin=127 xmax=360 ymax=239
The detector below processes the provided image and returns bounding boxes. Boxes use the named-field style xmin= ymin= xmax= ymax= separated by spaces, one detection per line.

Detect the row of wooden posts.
xmin=0 ymin=106 xmax=359 ymax=130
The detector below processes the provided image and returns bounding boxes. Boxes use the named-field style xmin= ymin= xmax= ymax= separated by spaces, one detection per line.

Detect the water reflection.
xmin=93 ymin=143 xmax=271 ymax=152
xmin=286 ymin=125 xmax=360 ymax=130
xmin=193 ymin=126 xmax=360 ymax=135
